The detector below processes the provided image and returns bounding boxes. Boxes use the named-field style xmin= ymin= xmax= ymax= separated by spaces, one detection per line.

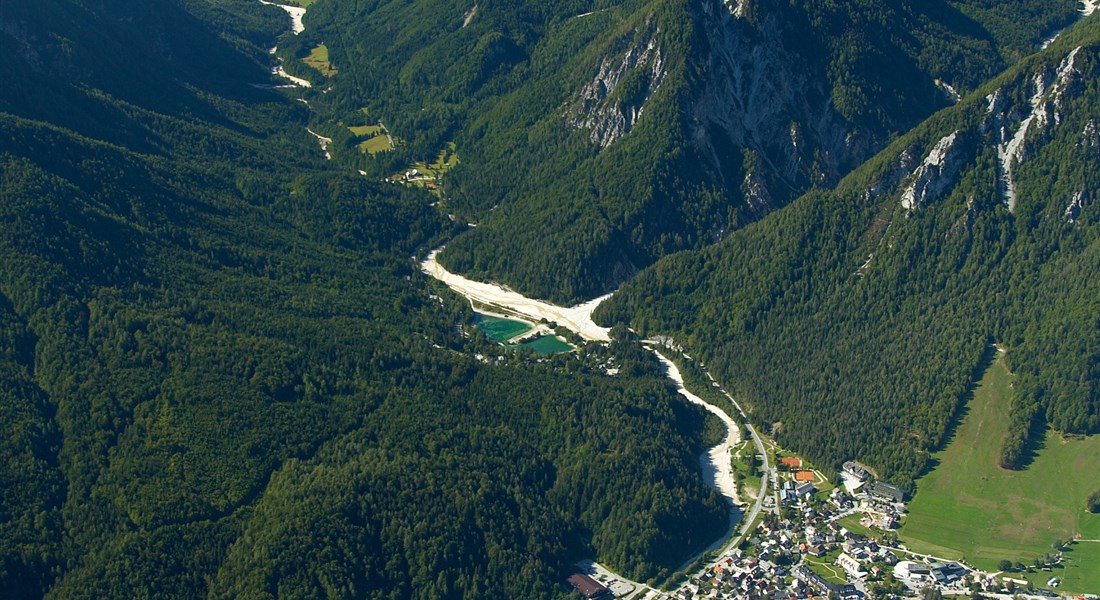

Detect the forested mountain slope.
xmin=598 ymin=18 xmax=1100 ymax=489
xmin=0 ymin=0 xmax=726 ymax=596
xmin=299 ymin=0 xmax=1080 ymax=302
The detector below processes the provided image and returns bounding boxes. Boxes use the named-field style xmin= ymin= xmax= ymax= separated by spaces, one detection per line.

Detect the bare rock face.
xmin=569 ymin=28 xmax=666 ymax=148
xmin=985 ymin=47 xmax=1085 ymax=211
xmin=685 ymin=0 xmax=866 ymax=217
xmin=740 ymin=150 xmax=773 ymax=214
xmin=1082 ymin=119 xmax=1099 ymax=148
xmin=900 ymin=131 xmax=965 ymax=212
xmin=1065 ymin=189 xmax=1092 ymax=223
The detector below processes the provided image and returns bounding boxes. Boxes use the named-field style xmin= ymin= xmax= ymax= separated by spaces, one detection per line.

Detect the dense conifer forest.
xmin=295 ymin=0 xmax=1082 ymax=303
xmin=3 ymin=0 xmax=1100 ymax=597
xmin=598 ymin=21 xmax=1100 ymax=488
xmin=0 ymin=0 xmax=727 ymax=596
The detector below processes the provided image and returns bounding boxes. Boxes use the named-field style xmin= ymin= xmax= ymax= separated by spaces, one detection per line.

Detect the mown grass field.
xmin=357 ymin=134 xmax=393 ymax=154
xmin=900 ymin=352 xmax=1100 ymax=594
xmin=302 ymin=43 xmax=336 ymax=76
xmin=348 ymin=124 xmax=381 ymax=137
xmin=805 ymin=548 xmax=847 ymax=584
xmin=836 ymin=513 xmax=877 ymax=538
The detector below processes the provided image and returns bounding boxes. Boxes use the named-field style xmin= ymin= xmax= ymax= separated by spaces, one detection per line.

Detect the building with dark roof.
xmin=869 ymin=481 xmax=906 ymax=503
xmin=567 ymin=573 xmax=613 ymax=599
xmin=842 ymin=461 xmax=869 ymax=481
xmin=794 ymin=566 xmax=860 ymax=599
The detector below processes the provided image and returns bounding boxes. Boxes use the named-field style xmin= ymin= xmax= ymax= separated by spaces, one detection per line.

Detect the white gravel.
xmin=260 ymin=1 xmax=306 ymax=34
xmin=652 ymin=350 xmax=742 ymax=505
xmin=420 ymin=248 xmax=612 ymax=341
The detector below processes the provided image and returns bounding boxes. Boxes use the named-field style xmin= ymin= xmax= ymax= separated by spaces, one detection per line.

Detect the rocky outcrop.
xmin=685 ymin=0 xmax=867 ymax=217
xmin=1065 ymin=190 xmax=1091 ymax=223
xmin=569 ymin=28 xmax=666 ymax=148
xmin=1082 ymin=119 xmax=1099 ymax=148
xmin=900 ymin=131 xmax=965 ymax=212
xmin=986 ymin=47 xmax=1084 ymax=211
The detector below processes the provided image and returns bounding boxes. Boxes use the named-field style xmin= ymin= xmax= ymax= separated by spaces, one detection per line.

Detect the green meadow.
xmin=836 ymin=513 xmax=878 ymax=539
xmin=357 ymin=134 xmax=393 ymax=154
xmin=302 ymin=43 xmax=336 ymax=76
xmin=900 ymin=352 xmax=1100 ymax=594
xmin=390 ymin=143 xmax=458 ymax=192
xmin=804 ymin=548 xmax=847 ymax=585
xmin=348 ymin=124 xmax=381 ymax=137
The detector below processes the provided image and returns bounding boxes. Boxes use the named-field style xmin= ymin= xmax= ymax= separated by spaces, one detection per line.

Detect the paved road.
xmin=704 ymin=369 xmax=772 ymax=549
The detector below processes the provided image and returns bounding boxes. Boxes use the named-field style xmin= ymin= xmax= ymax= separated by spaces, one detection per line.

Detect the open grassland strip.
xmin=900 ymin=353 xmax=1100 ymax=593
xmin=805 ymin=551 xmax=847 ymax=585
xmin=349 ymin=124 xmax=382 ymax=137
xmin=358 ymin=135 xmax=393 ymax=154
xmin=836 ymin=514 xmax=877 ymax=538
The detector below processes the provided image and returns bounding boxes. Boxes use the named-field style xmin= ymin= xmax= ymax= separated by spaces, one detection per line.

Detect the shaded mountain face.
xmin=302 ymin=0 xmax=1080 ymax=302
xmin=0 ymin=0 xmax=728 ymax=597
xmin=598 ymin=24 xmax=1100 ymax=487
xmin=2 ymin=0 xmax=1095 ymax=596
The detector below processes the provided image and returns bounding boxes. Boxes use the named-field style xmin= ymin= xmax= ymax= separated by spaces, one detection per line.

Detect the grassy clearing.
xmin=390 ymin=143 xmax=459 ymax=195
xmin=358 ymin=135 xmax=393 ymax=155
xmin=805 ymin=549 xmax=847 ymax=584
xmin=348 ymin=124 xmax=381 ymax=137
xmin=302 ymin=44 xmax=336 ymax=76
xmin=836 ymin=514 xmax=878 ymax=538
xmin=731 ymin=444 xmax=761 ymax=502
xmin=429 ymin=142 xmax=459 ymax=171
xmin=348 ymin=120 xmax=393 ymax=155
xmin=900 ymin=352 xmax=1100 ymax=594
xmin=1004 ymin=539 xmax=1100 ymax=594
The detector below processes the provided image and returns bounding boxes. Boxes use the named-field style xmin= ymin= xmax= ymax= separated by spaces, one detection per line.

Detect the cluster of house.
xmin=568 ymin=460 xmax=1082 ymax=600
xmin=634 ymin=459 xmax=930 ymax=600
xmin=651 ymin=486 xmax=913 ymax=600
xmin=778 ymin=480 xmax=817 ymax=505
xmin=893 ymin=561 xmax=968 ymax=589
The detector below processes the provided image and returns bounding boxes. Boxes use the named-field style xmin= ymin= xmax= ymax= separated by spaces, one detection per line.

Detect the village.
xmin=418 ymin=252 xmax=1094 ymax=600
xmin=569 ymin=460 xmax=1088 ymax=600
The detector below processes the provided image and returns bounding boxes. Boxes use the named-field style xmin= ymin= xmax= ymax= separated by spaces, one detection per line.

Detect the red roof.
xmin=567 ymin=574 xmax=611 ymax=599
xmin=780 ymin=457 xmax=802 ymax=468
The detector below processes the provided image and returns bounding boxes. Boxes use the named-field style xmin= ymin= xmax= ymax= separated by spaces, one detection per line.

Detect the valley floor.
xmin=421 ymin=252 xmax=1100 ymax=597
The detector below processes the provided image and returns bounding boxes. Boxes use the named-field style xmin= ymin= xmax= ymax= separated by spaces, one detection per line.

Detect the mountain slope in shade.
xmin=300 ymin=0 xmax=1081 ymax=302
xmin=598 ymin=19 xmax=1100 ymax=487
xmin=0 ymin=0 xmax=727 ymax=596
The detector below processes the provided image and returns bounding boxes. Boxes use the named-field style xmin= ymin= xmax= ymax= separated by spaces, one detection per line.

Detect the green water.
xmin=513 ymin=335 xmax=572 ymax=355
xmin=475 ymin=314 xmax=532 ymax=342
xmin=473 ymin=314 xmax=572 ymax=354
